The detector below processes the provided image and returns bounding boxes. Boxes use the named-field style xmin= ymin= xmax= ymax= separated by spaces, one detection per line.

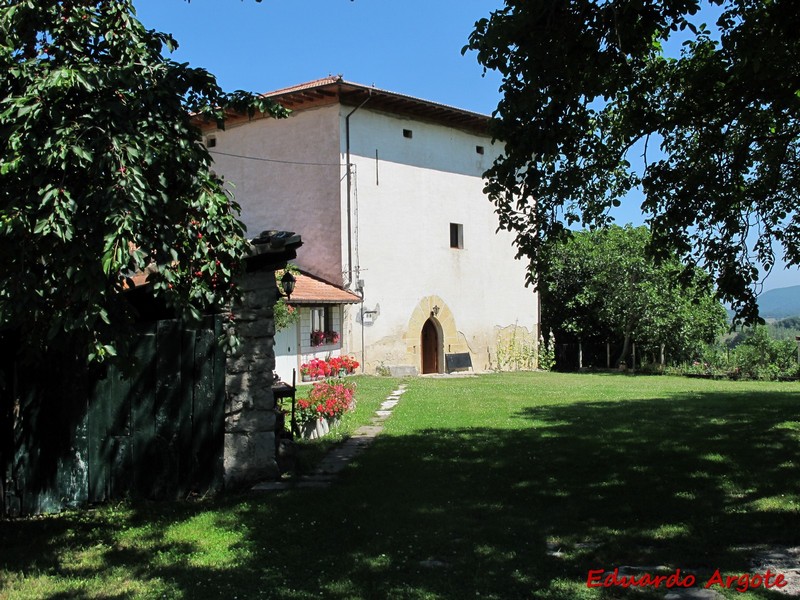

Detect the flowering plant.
xmin=341 ymin=355 xmax=360 ymax=373
xmin=310 ymin=330 xmax=325 ymax=346
xmin=300 ymin=355 xmax=360 ymax=379
xmin=324 ymin=330 xmax=340 ymax=344
xmin=300 ymin=357 xmax=330 ymax=379
xmin=328 ymin=356 xmax=345 ymax=373
xmin=296 ymin=380 xmax=356 ymax=424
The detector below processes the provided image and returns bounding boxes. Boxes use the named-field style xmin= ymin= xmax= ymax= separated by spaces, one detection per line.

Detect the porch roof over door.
xmin=290 ymin=271 xmax=361 ymax=305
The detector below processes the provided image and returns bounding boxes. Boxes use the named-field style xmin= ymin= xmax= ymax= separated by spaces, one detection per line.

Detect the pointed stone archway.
xmin=403 ymin=296 xmax=467 ymax=374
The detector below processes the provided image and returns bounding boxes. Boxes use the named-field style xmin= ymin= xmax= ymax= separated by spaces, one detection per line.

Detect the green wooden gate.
xmin=1 ymin=317 xmax=225 ymax=516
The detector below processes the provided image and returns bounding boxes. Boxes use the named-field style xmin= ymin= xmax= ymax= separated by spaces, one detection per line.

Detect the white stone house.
xmin=201 ymin=76 xmax=539 ymax=376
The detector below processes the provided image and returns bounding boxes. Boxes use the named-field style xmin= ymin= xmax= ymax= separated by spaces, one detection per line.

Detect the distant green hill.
xmin=758 ymin=285 xmax=800 ymax=320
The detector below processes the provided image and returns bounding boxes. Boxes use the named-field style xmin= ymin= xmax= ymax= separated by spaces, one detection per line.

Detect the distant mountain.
xmin=757 ymin=285 xmax=800 ymax=320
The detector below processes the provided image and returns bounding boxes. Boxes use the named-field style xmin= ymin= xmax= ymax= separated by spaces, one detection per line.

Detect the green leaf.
xmin=72 ymin=145 xmax=92 ymax=162
xmin=33 ymin=219 xmax=50 ymax=235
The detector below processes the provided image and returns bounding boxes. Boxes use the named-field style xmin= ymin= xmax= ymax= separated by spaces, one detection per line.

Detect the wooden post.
xmin=579 ymin=341 xmax=583 ymax=370
xmin=660 ymin=344 xmax=665 ymax=367
xmin=632 ymin=342 xmax=636 ymax=373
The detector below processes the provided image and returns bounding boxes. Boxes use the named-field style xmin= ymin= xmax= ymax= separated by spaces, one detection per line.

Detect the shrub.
xmin=674 ymin=326 xmax=799 ymax=381
xmin=733 ymin=326 xmax=797 ymax=380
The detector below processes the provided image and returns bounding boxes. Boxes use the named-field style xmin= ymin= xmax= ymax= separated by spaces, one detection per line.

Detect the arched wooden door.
xmin=421 ymin=318 xmax=440 ymax=374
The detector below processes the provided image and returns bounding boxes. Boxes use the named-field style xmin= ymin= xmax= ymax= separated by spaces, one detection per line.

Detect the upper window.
xmin=403 ymin=129 xmax=413 ymax=139
xmin=450 ymin=223 xmax=464 ymax=249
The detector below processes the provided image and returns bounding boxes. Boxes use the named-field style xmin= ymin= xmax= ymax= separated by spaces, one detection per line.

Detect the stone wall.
xmin=224 ymin=270 xmax=279 ymax=488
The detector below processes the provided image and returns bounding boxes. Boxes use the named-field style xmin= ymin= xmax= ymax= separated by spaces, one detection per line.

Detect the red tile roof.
xmin=290 ymin=270 xmax=361 ymax=305
xmin=201 ymin=76 xmax=491 ymax=135
xmin=263 ymin=76 xmax=343 ymax=97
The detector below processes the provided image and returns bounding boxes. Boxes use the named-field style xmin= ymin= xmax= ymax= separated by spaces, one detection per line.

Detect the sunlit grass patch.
xmin=746 ymin=494 xmax=800 ymax=512
xmin=644 ymin=523 xmax=691 ymax=540
xmin=530 ymin=578 xmax=603 ymax=599
xmin=674 ymin=491 xmax=696 ymax=501
xmin=0 ymin=569 xmax=177 ymax=600
xmin=161 ymin=511 xmax=250 ymax=568
xmin=701 ymin=452 xmax=728 ymax=463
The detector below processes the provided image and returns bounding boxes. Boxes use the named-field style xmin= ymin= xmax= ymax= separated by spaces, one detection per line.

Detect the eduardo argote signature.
xmin=587 ymin=567 xmax=788 ymax=593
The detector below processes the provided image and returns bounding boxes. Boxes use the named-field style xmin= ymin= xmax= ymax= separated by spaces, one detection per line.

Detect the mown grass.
xmin=1 ymin=372 xmax=799 ymax=599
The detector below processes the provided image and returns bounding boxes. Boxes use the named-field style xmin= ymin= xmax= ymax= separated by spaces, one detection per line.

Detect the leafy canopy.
xmin=0 ymin=0 xmax=285 ymax=362
xmin=540 ymin=225 xmax=728 ymax=365
xmin=465 ymin=0 xmax=800 ymax=322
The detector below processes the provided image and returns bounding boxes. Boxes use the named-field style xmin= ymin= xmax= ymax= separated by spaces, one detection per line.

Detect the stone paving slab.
xmin=749 ymin=546 xmax=800 ymax=596
xmin=354 ymin=425 xmax=384 ymax=437
xmin=251 ymin=480 xmax=292 ymax=492
xmin=664 ymin=590 xmax=724 ymax=599
xmin=295 ymin=477 xmax=333 ymax=489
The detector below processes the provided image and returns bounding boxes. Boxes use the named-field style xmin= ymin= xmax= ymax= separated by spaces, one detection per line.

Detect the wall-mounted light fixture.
xmin=280 ymin=271 xmax=296 ymax=300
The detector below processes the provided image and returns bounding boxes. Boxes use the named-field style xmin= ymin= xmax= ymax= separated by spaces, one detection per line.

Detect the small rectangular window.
xmin=476 ymin=145 xmax=484 ymax=155
xmin=206 ymin=136 xmax=217 ymax=148
xmin=450 ymin=223 xmax=463 ymax=249
xmin=403 ymin=129 xmax=413 ymax=139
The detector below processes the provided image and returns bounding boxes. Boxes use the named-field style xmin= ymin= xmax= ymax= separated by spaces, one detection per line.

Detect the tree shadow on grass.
xmin=2 ymin=387 xmax=799 ymax=599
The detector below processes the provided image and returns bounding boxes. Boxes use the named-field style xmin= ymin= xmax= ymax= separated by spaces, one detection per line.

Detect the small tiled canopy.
xmin=289 ymin=271 xmax=361 ymax=305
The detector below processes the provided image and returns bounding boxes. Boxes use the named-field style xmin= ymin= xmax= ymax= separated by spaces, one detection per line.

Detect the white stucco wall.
xmin=205 ymin=104 xmax=344 ymax=285
xmin=208 ymin=96 xmax=538 ymax=373
xmin=342 ymin=107 xmax=538 ymax=372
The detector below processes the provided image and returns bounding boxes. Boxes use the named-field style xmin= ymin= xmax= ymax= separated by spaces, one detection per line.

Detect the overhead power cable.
xmin=209 ymin=149 xmax=345 ymax=167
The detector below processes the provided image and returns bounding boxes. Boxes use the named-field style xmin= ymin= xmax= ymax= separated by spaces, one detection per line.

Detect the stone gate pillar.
xmin=223 ymin=232 xmax=301 ymax=489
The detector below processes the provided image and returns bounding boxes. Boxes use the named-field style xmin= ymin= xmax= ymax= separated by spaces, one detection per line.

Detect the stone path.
xmin=252 ymin=384 xmax=407 ymax=491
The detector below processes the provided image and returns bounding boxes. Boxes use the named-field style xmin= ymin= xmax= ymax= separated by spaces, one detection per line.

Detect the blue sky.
xmin=133 ymin=0 xmax=504 ymax=114
xmin=133 ymin=0 xmax=799 ymax=291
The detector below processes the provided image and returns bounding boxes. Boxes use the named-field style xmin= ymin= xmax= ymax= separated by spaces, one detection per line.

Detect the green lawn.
xmin=2 ymin=372 xmax=799 ymax=599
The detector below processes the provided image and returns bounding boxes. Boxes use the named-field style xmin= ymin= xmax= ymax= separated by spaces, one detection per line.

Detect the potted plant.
xmin=305 ymin=357 xmax=326 ymax=380
xmin=328 ymin=356 xmax=346 ymax=377
xmin=310 ymin=330 xmax=325 ymax=347
xmin=295 ymin=380 xmax=356 ymax=439
xmin=342 ymin=355 xmax=360 ymax=374
xmin=325 ymin=330 xmax=340 ymax=345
